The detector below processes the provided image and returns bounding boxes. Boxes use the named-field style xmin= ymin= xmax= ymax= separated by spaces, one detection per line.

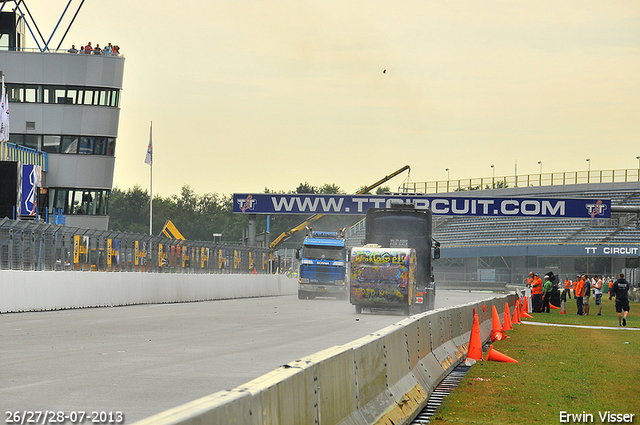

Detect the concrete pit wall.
xmin=0 ymin=271 xmax=296 ymax=313
xmin=133 ymin=295 xmax=515 ymax=425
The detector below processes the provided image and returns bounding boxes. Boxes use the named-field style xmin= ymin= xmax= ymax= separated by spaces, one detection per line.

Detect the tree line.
xmin=108 ymin=183 xmax=390 ymax=246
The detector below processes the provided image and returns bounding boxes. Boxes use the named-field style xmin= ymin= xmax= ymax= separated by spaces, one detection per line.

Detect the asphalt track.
xmin=1 ymin=289 xmax=496 ymax=423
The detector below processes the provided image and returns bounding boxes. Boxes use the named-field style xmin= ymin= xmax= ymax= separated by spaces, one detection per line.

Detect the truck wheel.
xmin=355 ymin=305 xmax=362 ymax=314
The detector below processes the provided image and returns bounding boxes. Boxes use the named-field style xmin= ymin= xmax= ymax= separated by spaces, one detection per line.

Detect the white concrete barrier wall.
xmin=0 ymin=271 xmax=297 ymax=313
xmin=134 ymin=295 xmax=516 ymax=425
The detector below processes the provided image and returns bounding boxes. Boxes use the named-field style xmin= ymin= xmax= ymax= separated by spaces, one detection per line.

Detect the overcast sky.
xmin=27 ymin=1 xmax=640 ymax=196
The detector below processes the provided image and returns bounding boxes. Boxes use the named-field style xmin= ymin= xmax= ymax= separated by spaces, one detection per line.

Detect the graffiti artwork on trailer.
xmin=350 ymin=247 xmax=416 ymax=305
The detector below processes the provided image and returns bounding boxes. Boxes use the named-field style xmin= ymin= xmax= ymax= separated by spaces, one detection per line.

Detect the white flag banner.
xmin=0 ymin=75 xmax=8 ymax=143
xmin=144 ymin=122 xmax=152 ymax=166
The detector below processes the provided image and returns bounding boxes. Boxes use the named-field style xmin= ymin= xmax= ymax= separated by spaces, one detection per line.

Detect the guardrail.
xmin=133 ymin=295 xmax=514 ymax=425
xmin=0 ymin=218 xmax=271 ymax=274
xmin=0 ymin=142 xmax=48 ymax=171
xmin=402 ymin=168 xmax=640 ymax=194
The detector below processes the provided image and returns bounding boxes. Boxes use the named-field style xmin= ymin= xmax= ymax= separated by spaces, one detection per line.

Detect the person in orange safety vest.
xmin=575 ymin=275 xmax=585 ymax=315
xmin=531 ymin=273 xmax=543 ymax=312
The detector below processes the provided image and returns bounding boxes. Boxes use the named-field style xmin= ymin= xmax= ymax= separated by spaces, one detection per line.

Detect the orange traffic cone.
xmin=467 ymin=313 xmax=483 ymax=361
xmin=513 ymin=301 xmax=521 ymax=324
xmin=520 ymin=298 xmax=533 ymax=319
xmin=485 ymin=344 xmax=519 ymax=363
xmin=559 ymin=299 xmax=566 ymax=315
xmin=503 ymin=302 xmax=513 ymax=331
xmin=490 ymin=305 xmax=505 ymax=341
xmin=550 ymin=302 xmax=560 ymax=310
xmin=522 ymin=296 xmax=530 ymax=313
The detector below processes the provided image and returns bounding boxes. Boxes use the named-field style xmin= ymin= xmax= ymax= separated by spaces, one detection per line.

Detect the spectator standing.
xmin=608 ymin=278 xmax=614 ymax=298
xmin=94 ymin=44 xmax=102 ymax=55
xmin=582 ymin=274 xmax=591 ymax=316
xmin=532 ymin=273 xmax=543 ymax=312
xmin=68 ymin=45 xmax=78 ymax=53
xmin=562 ymin=276 xmax=572 ymax=302
xmin=575 ymin=275 xmax=585 ymax=315
xmin=84 ymin=42 xmax=93 ymax=54
xmin=103 ymin=43 xmax=112 ymax=56
xmin=592 ymin=275 xmax=603 ymax=316
xmin=610 ymin=273 xmax=630 ymax=326
xmin=542 ymin=275 xmax=552 ymax=313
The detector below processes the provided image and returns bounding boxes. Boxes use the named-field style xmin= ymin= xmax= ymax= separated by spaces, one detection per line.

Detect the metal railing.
xmin=0 ymin=218 xmax=271 ymax=274
xmin=0 ymin=142 xmax=48 ymax=171
xmin=401 ymin=169 xmax=640 ymax=194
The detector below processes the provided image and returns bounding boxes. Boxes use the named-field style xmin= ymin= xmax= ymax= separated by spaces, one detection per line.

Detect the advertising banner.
xmin=21 ymin=164 xmax=40 ymax=216
xmin=233 ymin=193 xmax=610 ymax=219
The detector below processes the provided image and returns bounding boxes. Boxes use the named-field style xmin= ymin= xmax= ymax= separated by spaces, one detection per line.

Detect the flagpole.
xmin=149 ymin=121 xmax=153 ymax=236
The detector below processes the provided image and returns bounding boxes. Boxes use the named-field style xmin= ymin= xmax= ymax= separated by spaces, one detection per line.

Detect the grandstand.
xmin=345 ymin=179 xmax=640 ymax=286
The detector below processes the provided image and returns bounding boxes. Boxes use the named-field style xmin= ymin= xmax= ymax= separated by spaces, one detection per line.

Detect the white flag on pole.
xmin=0 ymin=75 xmax=8 ymax=143
xmin=144 ymin=122 xmax=152 ymax=165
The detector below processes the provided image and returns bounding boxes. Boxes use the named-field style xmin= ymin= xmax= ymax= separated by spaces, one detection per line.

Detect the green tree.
xmin=375 ymin=185 xmax=391 ymax=195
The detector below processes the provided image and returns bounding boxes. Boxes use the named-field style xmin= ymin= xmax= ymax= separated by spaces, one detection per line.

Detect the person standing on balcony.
xmin=84 ymin=42 xmax=93 ymax=54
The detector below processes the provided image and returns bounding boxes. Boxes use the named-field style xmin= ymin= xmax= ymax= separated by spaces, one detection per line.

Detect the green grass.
xmin=428 ymin=297 xmax=640 ymax=424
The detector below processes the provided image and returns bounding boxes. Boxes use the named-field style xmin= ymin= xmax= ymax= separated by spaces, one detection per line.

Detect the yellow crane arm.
xmin=269 ymin=165 xmax=410 ymax=251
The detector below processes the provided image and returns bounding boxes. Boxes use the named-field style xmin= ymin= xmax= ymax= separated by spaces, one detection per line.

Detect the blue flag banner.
xmin=233 ymin=193 xmax=611 ymax=219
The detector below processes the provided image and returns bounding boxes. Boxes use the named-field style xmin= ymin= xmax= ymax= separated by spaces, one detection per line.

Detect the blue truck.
xmin=296 ymin=228 xmax=347 ymax=299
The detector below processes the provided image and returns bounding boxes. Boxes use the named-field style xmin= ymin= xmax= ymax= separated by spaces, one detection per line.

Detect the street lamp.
xmin=445 ymin=168 xmax=450 ymax=192
xmin=636 ymin=156 xmax=639 ymax=171
xmin=538 ymin=161 xmax=542 ymax=174
xmin=586 ymin=158 xmax=590 ymax=183
xmin=490 ymin=165 xmax=495 ymax=188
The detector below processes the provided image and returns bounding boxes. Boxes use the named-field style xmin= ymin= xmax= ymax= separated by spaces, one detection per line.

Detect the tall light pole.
xmin=636 ymin=156 xmax=640 ymax=173
xmin=538 ymin=161 xmax=542 ymax=186
xmin=445 ymin=168 xmax=450 ymax=192
xmin=586 ymin=158 xmax=590 ymax=183
xmin=490 ymin=164 xmax=495 ymax=188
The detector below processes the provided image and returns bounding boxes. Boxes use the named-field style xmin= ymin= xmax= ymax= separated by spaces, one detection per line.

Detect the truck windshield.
xmin=369 ymin=215 xmax=428 ymax=236
xmin=303 ymin=246 xmax=344 ymax=261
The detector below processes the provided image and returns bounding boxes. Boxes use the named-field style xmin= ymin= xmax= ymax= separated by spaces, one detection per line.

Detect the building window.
xmin=50 ymin=188 xmax=110 ymax=216
xmin=12 ymin=133 xmax=115 ymax=156
xmin=24 ymin=85 xmax=41 ymax=103
xmin=23 ymin=134 xmax=41 ymax=150
xmin=6 ymin=83 xmax=120 ymax=108
xmin=62 ymin=136 xmax=78 ymax=154
xmin=42 ymin=135 xmax=61 ymax=153
xmin=79 ymin=137 xmax=93 ymax=154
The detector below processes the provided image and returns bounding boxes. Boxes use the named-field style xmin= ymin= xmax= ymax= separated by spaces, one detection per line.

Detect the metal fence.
xmin=401 ymin=168 xmax=640 ymax=194
xmin=0 ymin=218 xmax=272 ymax=274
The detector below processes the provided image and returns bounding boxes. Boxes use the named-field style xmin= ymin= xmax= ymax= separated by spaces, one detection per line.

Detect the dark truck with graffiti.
xmin=349 ymin=204 xmax=440 ymax=315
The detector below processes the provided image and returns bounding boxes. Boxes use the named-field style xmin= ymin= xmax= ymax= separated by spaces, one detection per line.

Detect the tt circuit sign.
xmin=233 ymin=194 xmax=610 ymax=219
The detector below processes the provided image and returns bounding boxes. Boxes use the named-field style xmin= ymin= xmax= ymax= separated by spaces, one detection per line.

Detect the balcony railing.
xmin=400 ymin=169 xmax=640 ymax=194
xmin=1 ymin=142 xmax=48 ymax=172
